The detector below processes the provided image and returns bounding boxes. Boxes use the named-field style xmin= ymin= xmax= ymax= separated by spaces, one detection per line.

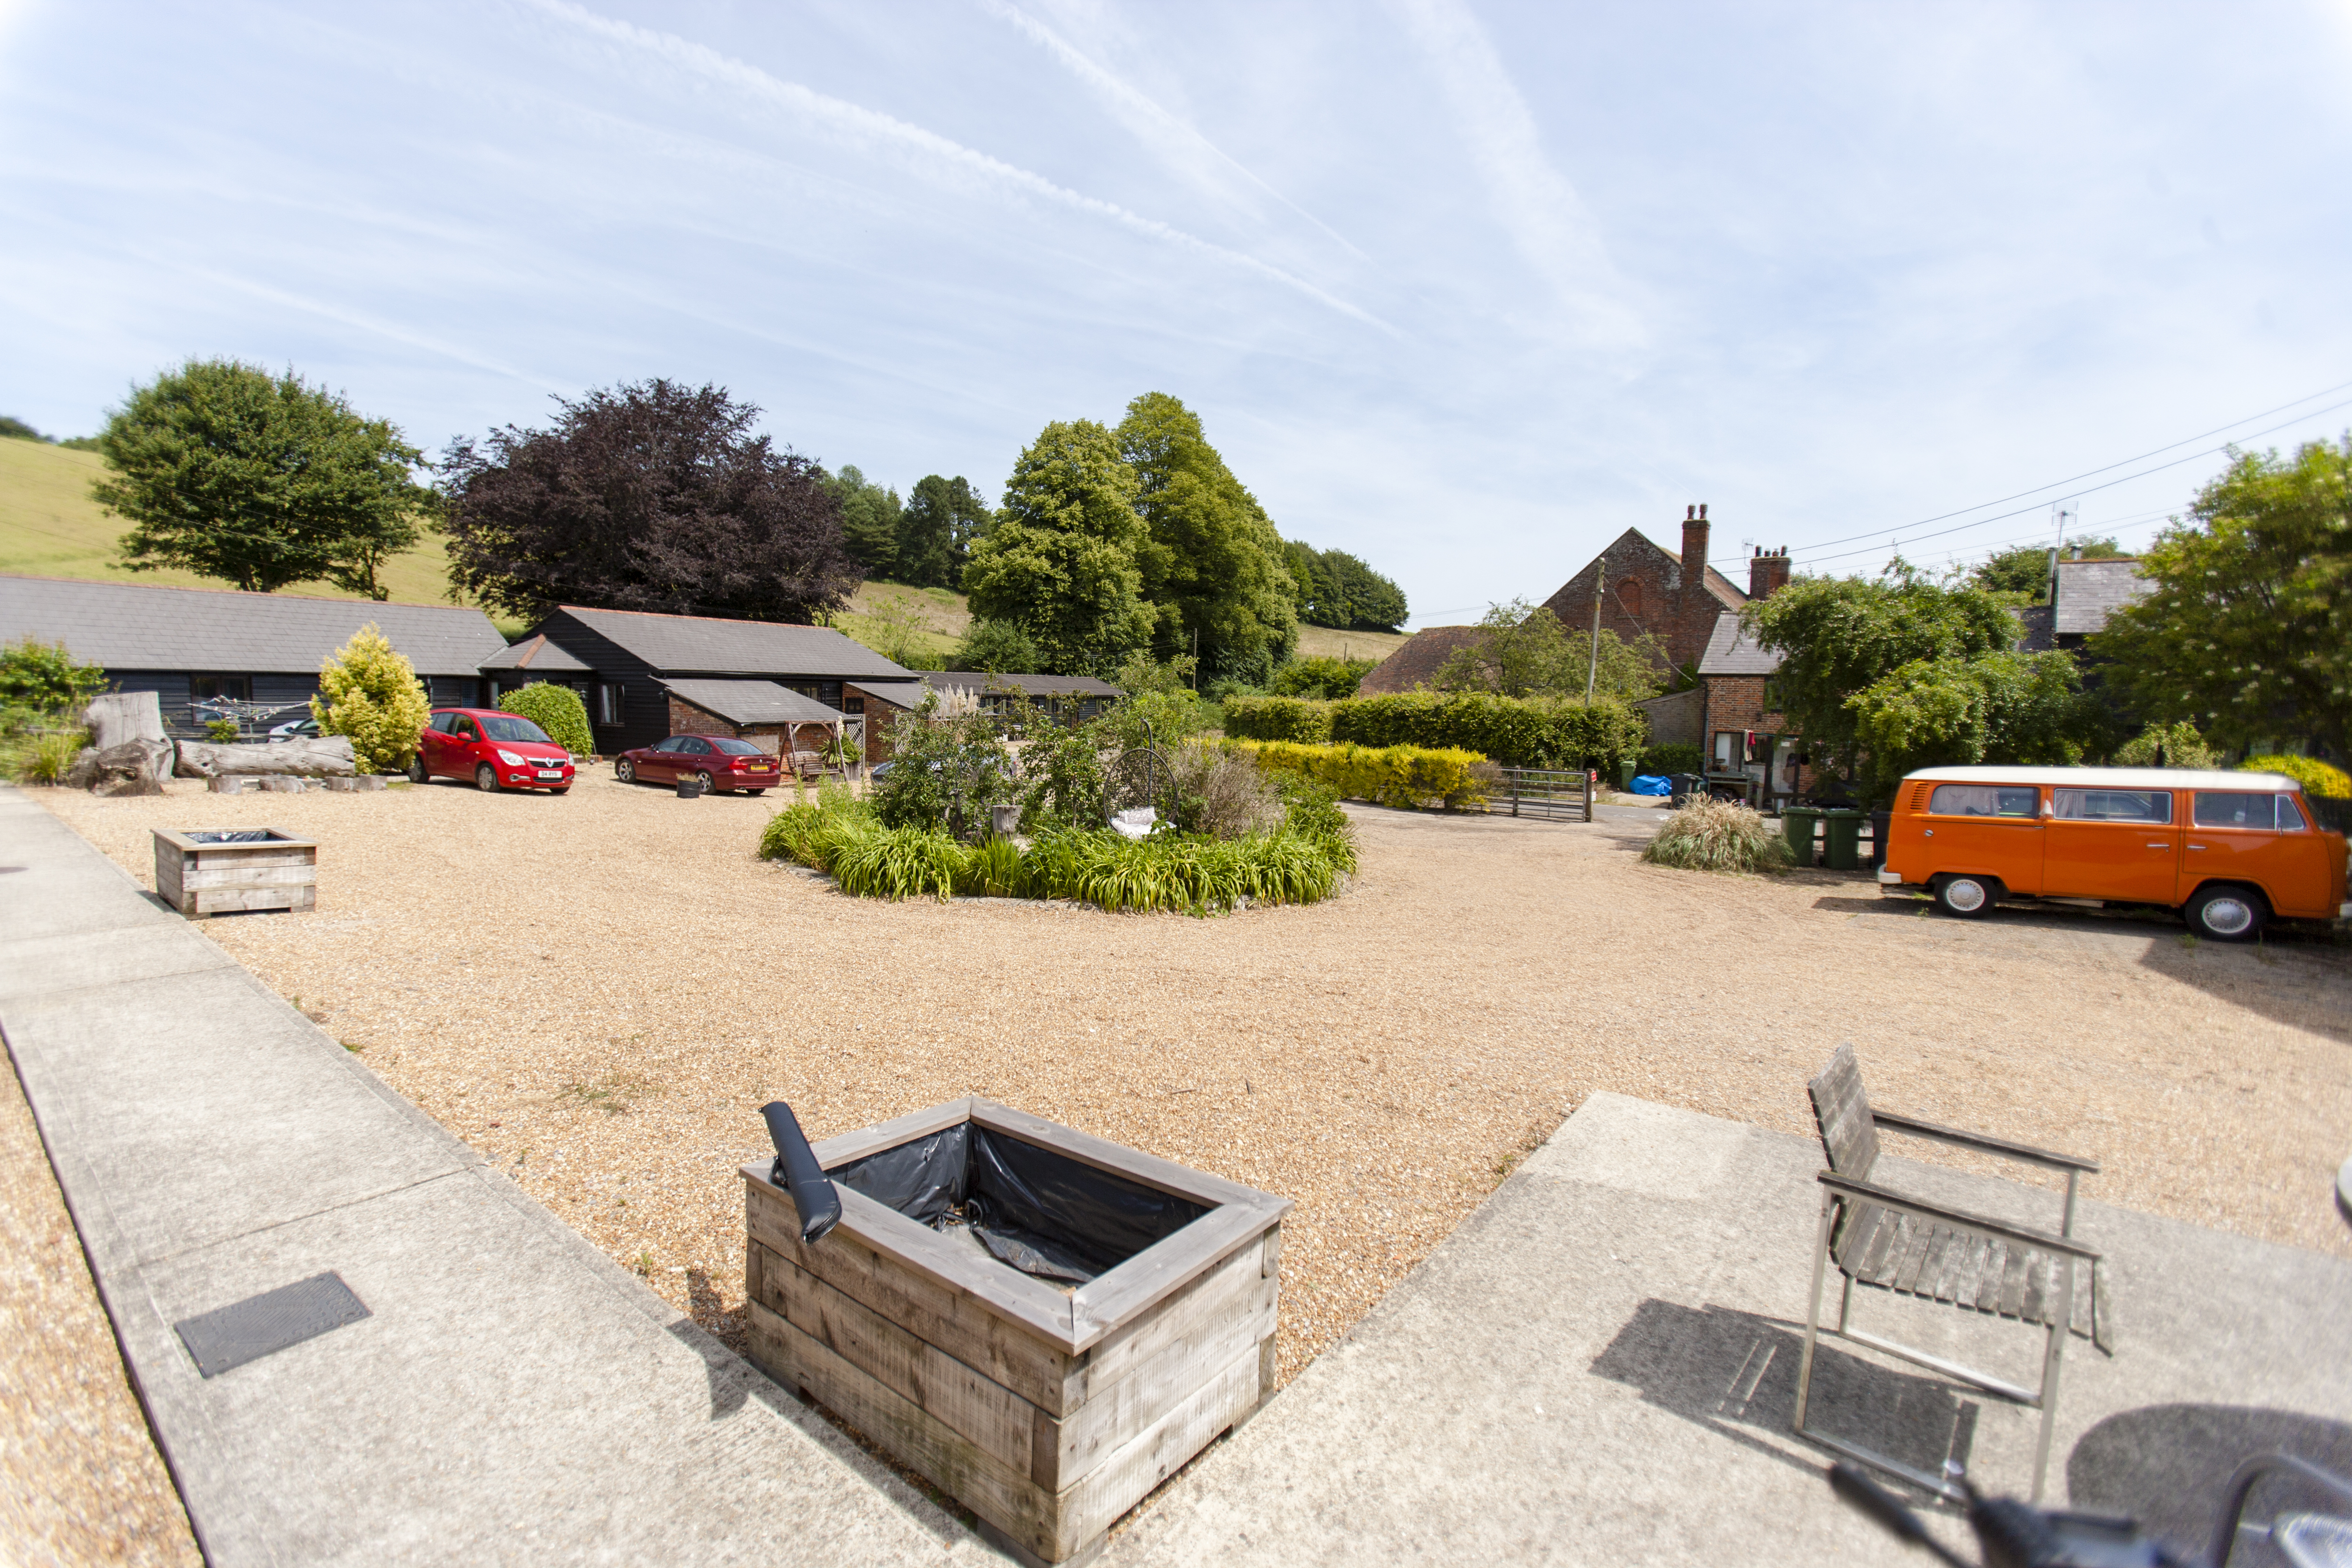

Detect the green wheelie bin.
xmin=1821 ymin=809 xmax=1865 ymax=871
xmin=1781 ymin=806 xmax=1821 ymax=866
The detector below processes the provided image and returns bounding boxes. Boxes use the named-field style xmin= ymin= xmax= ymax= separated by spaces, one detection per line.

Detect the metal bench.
xmin=1793 ymin=1043 xmax=2110 ymax=1503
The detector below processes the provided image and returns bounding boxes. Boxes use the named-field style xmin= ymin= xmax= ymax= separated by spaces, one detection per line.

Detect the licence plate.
xmin=536 ymin=769 xmax=565 ymax=780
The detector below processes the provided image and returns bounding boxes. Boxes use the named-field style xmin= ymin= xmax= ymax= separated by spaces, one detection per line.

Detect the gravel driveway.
xmin=35 ymin=774 xmax=2352 ymax=1388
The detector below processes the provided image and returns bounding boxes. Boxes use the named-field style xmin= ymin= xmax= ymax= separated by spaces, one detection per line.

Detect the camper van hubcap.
xmin=2201 ymin=897 xmax=2254 ymax=936
xmin=1940 ymin=877 xmax=1989 ymax=914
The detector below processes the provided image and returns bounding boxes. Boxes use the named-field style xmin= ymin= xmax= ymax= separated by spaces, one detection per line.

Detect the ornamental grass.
xmin=1640 ymin=796 xmax=1795 ymax=875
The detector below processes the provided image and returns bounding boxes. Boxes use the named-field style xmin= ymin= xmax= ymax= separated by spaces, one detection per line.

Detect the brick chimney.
xmin=1680 ymin=504 xmax=1710 ymax=590
xmin=1748 ymin=545 xmax=1790 ymax=599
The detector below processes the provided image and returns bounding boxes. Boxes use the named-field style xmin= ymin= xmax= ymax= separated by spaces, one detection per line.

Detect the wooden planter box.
xmin=152 ymin=828 xmax=317 ymax=917
xmin=742 ymin=1098 xmax=1289 ymax=1566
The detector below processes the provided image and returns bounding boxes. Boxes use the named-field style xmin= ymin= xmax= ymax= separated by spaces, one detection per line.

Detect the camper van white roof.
xmin=1901 ymin=766 xmax=2301 ymax=793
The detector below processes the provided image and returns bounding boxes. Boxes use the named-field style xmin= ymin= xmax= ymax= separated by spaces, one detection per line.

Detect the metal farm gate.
xmin=1469 ymin=767 xmax=1595 ymax=823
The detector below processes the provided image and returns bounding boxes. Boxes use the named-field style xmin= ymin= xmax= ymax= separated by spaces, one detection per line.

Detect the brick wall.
xmin=843 ymin=684 xmax=910 ymax=766
xmin=663 ymin=694 xmax=798 ymax=754
xmin=1541 ymin=509 xmax=1740 ymax=675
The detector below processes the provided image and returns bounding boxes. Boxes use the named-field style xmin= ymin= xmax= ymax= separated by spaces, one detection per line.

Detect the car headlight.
xmin=496 ymin=749 xmax=527 ymax=767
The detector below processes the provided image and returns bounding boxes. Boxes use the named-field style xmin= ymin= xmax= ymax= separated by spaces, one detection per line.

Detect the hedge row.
xmin=1224 ymin=691 xmax=1646 ymax=770
xmin=1228 ymin=739 xmax=1487 ymax=810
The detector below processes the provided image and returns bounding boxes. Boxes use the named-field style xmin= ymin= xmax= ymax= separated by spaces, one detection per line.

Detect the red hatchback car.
xmin=613 ymin=735 xmax=783 ymax=794
xmin=410 ymin=708 xmax=576 ymax=793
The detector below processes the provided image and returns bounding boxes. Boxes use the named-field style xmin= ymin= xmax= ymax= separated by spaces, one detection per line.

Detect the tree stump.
xmin=85 ymin=692 xmax=166 ymax=751
xmin=66 ymin=739 xmax=174 ymax=796
xmin=174 ymin=737 xmax=356 ymax=778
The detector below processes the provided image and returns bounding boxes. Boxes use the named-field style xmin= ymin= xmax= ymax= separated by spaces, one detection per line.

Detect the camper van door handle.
xmin=2147 ymin=842 xmax=2169 ymax=849
xmin=2187 ymin=844 xmax=2206 ymax=851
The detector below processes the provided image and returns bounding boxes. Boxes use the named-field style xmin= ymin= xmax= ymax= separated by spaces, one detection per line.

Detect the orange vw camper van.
xmin=1879 ymin=766 xmax=2350 ymax=940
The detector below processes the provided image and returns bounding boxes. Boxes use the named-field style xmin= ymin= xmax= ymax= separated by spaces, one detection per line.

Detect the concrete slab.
xmin=1109 ymin=1092 xmax=2352 ymax=1567
xmin=0 ymin=787 xmax=993 ymax=1566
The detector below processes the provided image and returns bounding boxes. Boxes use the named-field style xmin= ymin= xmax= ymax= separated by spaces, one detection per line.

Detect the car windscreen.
xmin=479 ymin=715 xmax=554 ymax=744
xmin=709 ymin=737 xmax=767 ymax=756
xmin=1928 ymin=784 xmax=2039 ymax=817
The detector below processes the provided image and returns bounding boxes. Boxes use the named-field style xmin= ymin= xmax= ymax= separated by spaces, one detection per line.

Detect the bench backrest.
xmin=1808 ymin=1044 xmax=1879 ymax=1179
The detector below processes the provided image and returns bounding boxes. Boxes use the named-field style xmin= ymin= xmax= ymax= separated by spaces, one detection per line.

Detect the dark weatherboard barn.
xmin=0 ymin=574 xmax=508 ymax=735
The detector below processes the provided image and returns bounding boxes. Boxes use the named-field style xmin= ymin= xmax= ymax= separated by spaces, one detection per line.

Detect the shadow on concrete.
xmin=1589 ymin=1300 xmax=1979 ymax=1490
xmin=2066 ymin=1404 xmax=2352 ymax=1556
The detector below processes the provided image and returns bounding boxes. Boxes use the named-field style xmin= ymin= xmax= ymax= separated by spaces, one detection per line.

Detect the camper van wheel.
xmin=2185 ymin=884 xmax=2267 ymax=942
xmin=1933 ymin=874 xmax=1999 ymax=918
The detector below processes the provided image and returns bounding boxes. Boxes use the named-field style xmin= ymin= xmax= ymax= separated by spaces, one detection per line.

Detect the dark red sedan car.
xmin=409 ymin=708 xmax=576 ymax=793
xmin=613 ymin=735 xmax=783 ymax=794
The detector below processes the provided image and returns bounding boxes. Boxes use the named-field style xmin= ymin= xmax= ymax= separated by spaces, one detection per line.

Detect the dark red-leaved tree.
xmin=439 ymin=380 xmax=862 ymax=623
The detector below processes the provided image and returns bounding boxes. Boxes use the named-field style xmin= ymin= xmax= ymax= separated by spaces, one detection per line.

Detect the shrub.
xmin=873 ymin=690 xmax=1018 ymax=833
xmin=1232 ymin=739 xmax=1488 ymax=810
xmin=833 ymin=825 xmax=964 ymax=901
xmin=0 ymin=637 xmax=106 ymax=713
xmin=1638 ymin=741 xmax=1704 ymax=776
xmin=204 ymin=718 xmax=240 ymax=743
xmin=1165 ymin=740 xmax=1283 ymax=840
xmin=1268 ymin=656 xmax=1375 ymax=701
xmin=955 ymin=836 xmax=1025 ymax=897
xmin=2241 ymin=753 xmax=2351 ymax=798
xmin=498 ymin=682 xmax=594 ymax=758
xmin=312 ymin=623 xmax=431 ymax=772
xmin=2111 ymin=720 xmax=2218 ymax=770
xmin=1327 ymin=691 xmax=1646 ymax=771
xmin=1222 ymin=695 xmax=1334 ymax=744
xmin=11 ymin=729 xmax=85 ymax=785
xmin=1641 ymin=798 xmax=1794 ymax=874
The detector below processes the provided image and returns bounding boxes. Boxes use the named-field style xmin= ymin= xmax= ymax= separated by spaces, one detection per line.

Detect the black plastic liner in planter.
xmin=183 ymin=829 xmax=292 ymax=844
xmin=833 ymin=1123 xmax=1209 ymax=1285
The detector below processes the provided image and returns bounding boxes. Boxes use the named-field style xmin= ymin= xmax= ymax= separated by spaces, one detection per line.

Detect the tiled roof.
xmin=1697 ymin=612 xmax=1781 ymax=677
xmin=1358 ymin=626 xmax=1484 ymax=694
xmin=553 ymin=604 xmax=915 ymax=679
xmin=0 ymin=573 xmax=507 ymax=676
xmin=482 ymin=633 xmax=591 ymax=673
xmin=932 ymin=671 xmax=1124 ymax=699
xmin=2051 ymin=558 xmax=2148 ymax=636
xmin=844 ymin=679 xmax=930 ymax=710
xmin=662 ymin=679 xmax=846 ymax=725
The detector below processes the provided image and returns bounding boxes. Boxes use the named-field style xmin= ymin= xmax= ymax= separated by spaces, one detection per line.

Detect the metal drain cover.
xmin=174 ymin=1272 xmax=371 ymax=1378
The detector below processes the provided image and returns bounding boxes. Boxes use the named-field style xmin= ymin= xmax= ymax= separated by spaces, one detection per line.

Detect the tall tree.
xmin=1114 ymin=392 xmax=1298 ymax=685
xmin=898 ymin=474 xmax=988 ymax=588
xmin=2093 ymin=438 xmax=2352 ymax=762
xmin=1286 ymin=542 xmax=1406 ymax=630
xmin=962 ymin=420 xmax=1155 ymax=675
xmin=438 ymin=379 xmax=860 ymax=623
xmin=830 ymin=465 xmax=902 ymax=578
xmin=1432 ymin=599 xmax=1668 ymax=702
xmin=1847 ymin=650 xmax=2107 ymax=797
xmin=1971 ymin=536 xmax=2125 ymax=600
xmin=1745 ymin=564 xmax=2025 ymax=779
xmin=95 ymin=358 xmax=430 ymax=596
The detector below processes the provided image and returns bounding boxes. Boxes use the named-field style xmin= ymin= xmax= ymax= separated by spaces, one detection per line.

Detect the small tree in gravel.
xmin=497 ymin=682 xmax=593 ymax=758
xmin=312 ymin=624 xmax=430 ymax=772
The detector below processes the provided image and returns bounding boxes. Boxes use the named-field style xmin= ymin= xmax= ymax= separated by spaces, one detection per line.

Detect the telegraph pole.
xmin=1585 ymin=559 xmax=1605 ymax=706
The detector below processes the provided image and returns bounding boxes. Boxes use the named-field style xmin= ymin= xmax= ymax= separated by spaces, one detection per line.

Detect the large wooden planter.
xmin=743 ymin=1097 xmax=1289 ymax=1566
xmin=152 ymin=828 xmax=317 ymax=917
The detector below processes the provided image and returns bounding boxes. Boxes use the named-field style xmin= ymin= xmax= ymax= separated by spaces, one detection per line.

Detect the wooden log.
xmin=174 ymin=737 xmax=356 ymax=778
xmin=209 ymin=775 xmax=258 ymax=794
xmin=68 ymin=739 xmax=173 ymax=796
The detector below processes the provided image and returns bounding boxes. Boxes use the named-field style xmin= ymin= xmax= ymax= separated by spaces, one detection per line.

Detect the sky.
xmin=3 ymin=0 xmax=2350 ymax=625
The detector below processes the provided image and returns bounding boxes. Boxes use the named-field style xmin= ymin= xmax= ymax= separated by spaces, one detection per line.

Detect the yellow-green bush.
xmin=312 ymin=623 xmax=431 ymax=773
xmin=2241 ymin=753 xmax=2351 ymax=798
xmin=1229 ymin=739 xmax=1488 ymax=810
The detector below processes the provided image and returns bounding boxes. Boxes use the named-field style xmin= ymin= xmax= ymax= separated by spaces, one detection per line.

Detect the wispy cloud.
xmin=976 ymin=0 xmax=1365 ymax=260
xmin=1388 ymin=0 xmax=1641 ymax=349
xmin=520 ymin=0 xmax=1397 ymax=335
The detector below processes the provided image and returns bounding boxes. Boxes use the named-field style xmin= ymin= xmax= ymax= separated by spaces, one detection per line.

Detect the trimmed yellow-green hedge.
xmin=2241 ymin=754 xmax=2351 ymax=799
xmin=1229 ymin=739 xmax=1487 ymax=810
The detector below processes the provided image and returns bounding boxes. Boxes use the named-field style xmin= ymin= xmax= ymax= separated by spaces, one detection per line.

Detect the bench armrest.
xmin=1870 ymin=1111 xmax=2099 ymax=1175
xmin=1816 ymin=1171 xmax=2101 ymax=1261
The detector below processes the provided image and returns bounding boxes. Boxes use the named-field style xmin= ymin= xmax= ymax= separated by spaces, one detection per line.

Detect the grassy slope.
xmin=0 ymin=437 xmax=1412 ymax=667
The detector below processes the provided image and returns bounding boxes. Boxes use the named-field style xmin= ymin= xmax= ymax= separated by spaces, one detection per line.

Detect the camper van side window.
xmin=2053 ymin=788 xmax=2171 ymax=823
xmin=1928 ymin=784 xmax=2039 ymax=818
xmin=2192 ymin=792 xmax=2276 ymax=830
xmin=2276 ymin=796 xmax=2309 ymax=832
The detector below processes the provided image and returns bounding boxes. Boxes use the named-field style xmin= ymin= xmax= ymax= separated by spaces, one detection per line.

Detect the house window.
xmin=1763 ymin=676 xmax=1785 ymax=713
xmin=597 ymin=683 xmax=626 ymax=725
xmin=191 ymin=674 xmax=251 ymax=704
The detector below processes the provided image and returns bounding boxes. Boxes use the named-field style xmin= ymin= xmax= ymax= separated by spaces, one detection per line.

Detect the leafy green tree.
xmin=1847 ymin=650 xmax=2107 ymax=796
xmin=1972 ymin=536 xmax=2124 ymax=600
xmin=0 ymin=416 xmax=46 ymax=441
xmin=312 ymin=624 xmax=431 ymax=772
xmin=497 ymin=682 xmax=594 ymax=758
xmin=951 ymin=619 xmax=1044 ymax=673
xmin=963 ymin=420 xmax=1157 ymax=675
xmin=1268 ymin=655 xmax=1376 ymax=700
xmin=898 ymin=475 xmax=988 ymax=589
xmin=96 ymin=359 xmax=430 ymax=597
xmin=829 ymin=465 xmax=902 ymax=578
xmin=1114 ymin=393 xmax=1298 ymax=685
xmin=1286 ymin=543 xmax=1406 ymax=630
xmin=1745 ymin=566 xmax=2023 ymax=779
xmin=0 ymin=637 xmax=107 ymax=712
xmin=2092 ymin=438 xmax=2351 ymax=764
xmin=2112 ymin=719 xmax=2219 ymax=769
xmin=1431 ymin=599 xmax=1668 ymax=702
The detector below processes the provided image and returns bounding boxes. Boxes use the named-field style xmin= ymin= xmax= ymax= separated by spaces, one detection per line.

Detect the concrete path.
xmin=1108 ymin=1092 xmax=2352 ymax=1567
xmin=0 ymin=787 xmax=990 ymax=1567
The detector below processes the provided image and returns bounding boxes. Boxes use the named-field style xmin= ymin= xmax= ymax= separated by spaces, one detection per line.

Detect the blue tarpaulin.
xmin=1628 ymin=774 xmax=1672 ymax=796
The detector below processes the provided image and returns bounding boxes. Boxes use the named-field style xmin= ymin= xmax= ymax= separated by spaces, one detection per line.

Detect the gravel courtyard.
xmin=35 ymin=774 xmax=2352 ymax=1388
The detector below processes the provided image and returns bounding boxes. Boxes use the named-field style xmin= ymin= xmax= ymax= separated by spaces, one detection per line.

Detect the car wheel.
xmin=1933 ymin=873 xmax=1999 ymax=918
xmin=696 ymin=769 xmax=725 ymax=795
xmin=616 ymin=759 xmax=636 ymax=784
xmin=407 ymin=755 xmax=429 ymax=784
xmin=2185 ymin=883 xmax=2266 ymax=942
xmin=476 ymin=763 xmax=500 ymax=793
